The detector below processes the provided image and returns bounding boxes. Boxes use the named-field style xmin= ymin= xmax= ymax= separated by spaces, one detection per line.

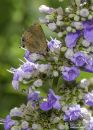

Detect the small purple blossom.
xmin=85 ymin=59 xmax=93 ymax=72
xmin=84 ymin=91 xmax=93 ymax=106
xmin=71 ymin=52 xmax=87 ymax=67
xmin=4 ymin=115 xmax=15 ymax=130
xmin=62 ymin=66 xmax=80 ymax=81
xmin=65 ymin=31 xmax=80 ymax=48
xmin=28 ymin=91 xmax=40 ymax=101
xmin=48 ymin=37 xmax=62 ymax=52
xmin=83 ymin=19 xmax=93 ymax=42
xmin=65 ymin=19 xmax=93 ymax=48
xmin=40 ymin=89 xmax=61 ymax=111
xmin=64 ymin=105 xmax=81 ymax=121
xmin=24 ymin=50 xmax=31 ymax=62
xmin=12 ymin=69 xmax=24 ymax=89
xmin=12 ymin=61 xmax=38 ymax=89
xmin=21 ymin=61 xmax=37 ymax=73
xmin=24 ymin=50 xmax=44 ymax=62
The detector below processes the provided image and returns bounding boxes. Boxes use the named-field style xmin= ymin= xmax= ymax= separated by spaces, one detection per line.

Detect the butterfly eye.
xmin=21 ymin=37 xmax=25 ymax=42
xmin=21 ymin=37 xmax=26 ymax=48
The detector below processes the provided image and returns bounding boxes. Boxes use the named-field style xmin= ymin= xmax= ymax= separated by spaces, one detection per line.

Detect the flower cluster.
xmin=84 ymin=90 xmax=93 ymax=106
xmin=11 ymin=60 xmax=51 ymax=90
xmin=38 ymin=2 xmax=93 ymax=82
xmin=40 ymin=89 xmax=61 ymax=111
xmin=2 ymin=0 xmax=93 ymax=130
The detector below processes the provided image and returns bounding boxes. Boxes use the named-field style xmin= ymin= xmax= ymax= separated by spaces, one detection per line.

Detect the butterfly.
xmin=21 ymin=23 xmax=47 ymax=54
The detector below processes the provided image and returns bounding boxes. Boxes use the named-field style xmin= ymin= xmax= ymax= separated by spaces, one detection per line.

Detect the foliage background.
xmin=0 ymin=0 xmax=93 ymax=129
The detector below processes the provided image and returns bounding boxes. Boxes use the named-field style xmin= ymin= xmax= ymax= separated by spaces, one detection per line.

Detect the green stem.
xmin=52 ymin=77 xmax=59 ymax=92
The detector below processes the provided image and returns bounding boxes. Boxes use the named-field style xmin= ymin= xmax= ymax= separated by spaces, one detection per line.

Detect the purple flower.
xmin=28 ymin=91 xmax=40 ymax=101
xmin=85 ymin=59 xmax=93 ymax=72
xmin=65 ymin=31 xmax=80 ymax=48
xmin=40 ymin=89 xmax=61 ymax=111
xmin=71 ymin=52 xmax=87 ymax=67
xmin=24 ymin=50 xmax=31 ymax=62
xmin=65 ymin=19 xmax=93 ymax=48
xmin=12 ymin=61 xmax=38 ymax=89
xmin=64 ymin=105 xmax=81 ymax=121
xmin=48 ymin=37 xmax=62 ymax=52
xmin=21 ymin=61 xmax=37 ymax=73
xmin=24 ymin=50 xmax=44 ymax=62
xmin=62 ymin=66 xmax=80 ymax=81
xmin=12 ymin=69 xmax=23 ymax=89
xmin=4 ymin=115 xmax=15 ymax=130
xmin=83 ymin=19 xmax=93 ymax=42
xmin=84 ymin=91 xmax=93 ymax=106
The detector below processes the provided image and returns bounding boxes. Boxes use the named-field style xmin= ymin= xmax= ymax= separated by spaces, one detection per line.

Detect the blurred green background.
xmin=0 ymin=0 xmax=93 ymax=129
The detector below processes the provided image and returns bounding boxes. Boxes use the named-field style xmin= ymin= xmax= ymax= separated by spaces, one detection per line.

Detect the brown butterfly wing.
xmin=21 ymin=23 xmax=47 ymax=53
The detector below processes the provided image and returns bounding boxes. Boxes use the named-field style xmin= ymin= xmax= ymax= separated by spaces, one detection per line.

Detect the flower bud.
xmin=58 ymin=32 xmax=63 ymax=38
xmin=10 ymin=107 xmax=22 ymax=117
xmin=66 ymin=26 xmax=72 ymax=32
xmin=74 ymin=15 xmax=80 ymax=21
xmin=32 ymin=124 xmax=42 ymax=130
xmin=65 ymin=7 xmax=72 ymax=13
xmin=88 ymin=15 xmax=93 ymax=20
xmin=48 ymin=22 xmax=57 ymax=31
xmin=56 ymin=20 xmax=64 ymax=26
xmin=69 ymin=14 xmax=75 ymax=18
xmin=72 ymin=22 xmax=83 ymax=30
xmin=79 ymin=79 xmax=90 ymax=88
xmin=52 ymin=117 xmax=60 ymax=123
xmin=56 ymin=7 xmax=63 ymax=15
xmin=80 ymin=8 xmax=89 ymax=17
xmin=21 ymin=121 xmax=29 ymax=129
xmin=57 ymin=123 xmax=65 ymax=130
xmin=33 ymin=79 xmax=43 ymax=87
xmin=82 ymin=39 xmax=90 ymax=47
xmin=57 ymin=15 xmax=63 ymax=20
xmin=65 ymin=48 xmax=74 ymax=59
xmin=11 ymin=126 xmax=21 ymax=130
xmin=53 ymin=70 xmax=59 ymax=77
xmin=39 ymin=5 xmax=54 ymax=14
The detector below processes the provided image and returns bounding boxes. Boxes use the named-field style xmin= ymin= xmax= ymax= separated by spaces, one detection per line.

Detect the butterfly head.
xmin=21 ymin=36 xmax=26 ymax=48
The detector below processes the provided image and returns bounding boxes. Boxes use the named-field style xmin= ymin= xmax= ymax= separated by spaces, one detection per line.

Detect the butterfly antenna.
xmin=18 ymin=58 xmax=25 ymax=63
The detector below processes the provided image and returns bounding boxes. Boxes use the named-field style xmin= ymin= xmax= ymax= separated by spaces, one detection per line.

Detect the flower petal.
xmin=53 ymin=101 xmax=61 ymax=109
xmin=84 ymin=28 xmax=93 ymax=42
xmin=65 ymin=31 xmax=80 ymax=48
xmin=40 ymin=101 xmax=52 ymax=111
